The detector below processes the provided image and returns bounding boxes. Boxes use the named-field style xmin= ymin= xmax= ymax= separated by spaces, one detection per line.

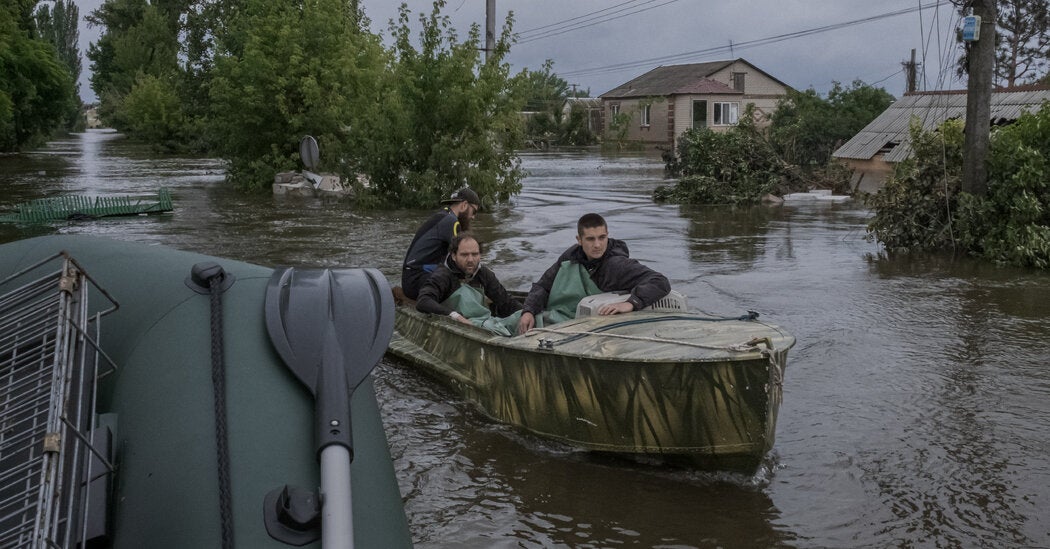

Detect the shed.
xmin=833 ymin=85 xmax=1050 ymax=193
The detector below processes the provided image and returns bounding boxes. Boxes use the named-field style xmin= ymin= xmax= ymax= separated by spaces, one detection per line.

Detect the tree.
xmin=34 ymin=0 xmax=83 ymax=130
xmin=519 ymin=61 xmax=596 ymax=146
xmin=209 ymin=0 xmax=389 ymax=191
xmin=994 ymin=0 xmax=1048 ymax=86
xmin=953 ymin=0 xmax=1049 ymax=86
xmin=86 ymin=0 xmax=179 ymax=131
xmin=0 ymin=3 xmax=76 ymax=151
xmin=770 ymin=81 xmax=894 ymax=168
xmin=370 ymin=0 xmax=525 ymax=206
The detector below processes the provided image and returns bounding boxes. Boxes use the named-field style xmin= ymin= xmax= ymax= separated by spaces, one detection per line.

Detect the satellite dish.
xmin=299 ymin=136 xmax=320 ymax=171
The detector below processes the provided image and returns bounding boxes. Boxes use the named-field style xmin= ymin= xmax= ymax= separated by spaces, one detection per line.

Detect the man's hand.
xmin=518 ymin=311 xmax=535 ymax=334
xmin=598 ymin=301 xmax=635 ymax=316
xmin=450 ymin=311 xmax=472 ymax=325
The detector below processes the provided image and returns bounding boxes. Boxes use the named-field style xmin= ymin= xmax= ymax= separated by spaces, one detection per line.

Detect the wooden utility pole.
xmin=902 ymin=49 xmax=919 ymax=94
xmin=962 ymin=0 xmax=997 ymax=196
xmin=485 ymin=0 xmax=495 ymax=61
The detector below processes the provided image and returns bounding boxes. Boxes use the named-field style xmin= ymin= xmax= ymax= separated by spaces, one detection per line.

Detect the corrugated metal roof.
xmin=833 ymin=87 xmax=1050 ymax=162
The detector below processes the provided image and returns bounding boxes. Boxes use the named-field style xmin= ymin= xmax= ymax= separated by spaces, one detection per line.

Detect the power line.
xmin=516 ymin=0 xmax=646 ymax=35
xmin=554 ymin=1 xmax=952 ymax=79
xmin=514 ymin=0 xmax=680 ymax=44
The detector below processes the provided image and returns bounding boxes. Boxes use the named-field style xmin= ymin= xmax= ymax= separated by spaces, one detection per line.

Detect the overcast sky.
xmin=76 ymin=0 xmax=967 ymax=103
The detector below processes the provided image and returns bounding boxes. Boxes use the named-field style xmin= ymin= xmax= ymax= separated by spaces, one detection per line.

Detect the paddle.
xmin=264 ymin=267 xmax=394 ymax=549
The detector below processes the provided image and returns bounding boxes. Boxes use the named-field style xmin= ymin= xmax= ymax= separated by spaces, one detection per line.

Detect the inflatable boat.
xmin=0 ymin=235 xmax=411 ymax=548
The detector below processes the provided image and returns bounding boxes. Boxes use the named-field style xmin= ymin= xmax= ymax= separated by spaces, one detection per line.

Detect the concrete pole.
xmin=962 ymin=0 xmax=996 ymax=196
xmin=485 ymin=0 xmax=495 ymax=61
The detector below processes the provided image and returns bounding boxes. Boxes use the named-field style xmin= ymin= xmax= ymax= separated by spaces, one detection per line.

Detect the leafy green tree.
xmin=0 ymin=3 xmax=76 ymax=151
xmin=520 ymin=60 xmax=569 ymax=112
xmin=956 ymin=103 xmax=1050 ymax=267
xmin=770 ymin=80 xmax=893 ymax=168
xmin=34 ymin=0 xmax=83 ymax=130
xmin=123 ymin=72 xmax=182 ymax=146
xmin=87 ymin=0 xmax=179 ymax=130
xmin=372 ymin=0 xmax=525 ymax=206
xmin=208 ymin=0 xmax=388 ymax=191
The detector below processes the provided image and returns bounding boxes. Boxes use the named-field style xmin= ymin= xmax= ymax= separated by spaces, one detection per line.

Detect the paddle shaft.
xmin=321 ymin=446 xmax=354 ymax=549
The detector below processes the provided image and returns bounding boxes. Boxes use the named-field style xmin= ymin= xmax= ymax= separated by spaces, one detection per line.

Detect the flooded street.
xmin=2 ymin=130 xmax=1049 ymax=548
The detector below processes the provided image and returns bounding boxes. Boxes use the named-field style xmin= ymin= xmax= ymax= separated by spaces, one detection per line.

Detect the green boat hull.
xmin=388 ymin=306 xmax=795 ymax=471
xmin=0 ymin=236 xmax=411 ymax=548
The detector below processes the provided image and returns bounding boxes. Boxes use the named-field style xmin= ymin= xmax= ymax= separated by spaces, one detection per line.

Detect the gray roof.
xmin=833 ymin=86 xmax=1050 ymax=162
xmin=600 ymin=59 xmax=788 ymax=99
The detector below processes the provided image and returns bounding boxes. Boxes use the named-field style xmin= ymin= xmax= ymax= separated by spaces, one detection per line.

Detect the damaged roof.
xmin=833 ymin=85 xmax=1050 ymax=163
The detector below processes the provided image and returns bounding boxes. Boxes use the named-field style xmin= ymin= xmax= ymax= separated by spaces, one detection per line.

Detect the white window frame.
xmin=610 ymin=104 xmax=620 ymax=116
xmin=640 ymin=104 xmax=651 ymax=127
xmin=713 ymin=102 xmax=739 ymax=126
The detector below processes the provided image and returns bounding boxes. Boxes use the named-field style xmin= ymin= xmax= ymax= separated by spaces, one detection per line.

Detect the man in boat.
xmin=415 ymin=233 xmax=522 ymax=326
xmin=517 ymin=212 xmax=671 ymax=334
xmin=400 ymin=187 xmax=481 ymax=300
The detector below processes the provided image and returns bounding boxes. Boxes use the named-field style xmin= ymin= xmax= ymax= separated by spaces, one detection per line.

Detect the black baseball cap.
xmin=440 ymin=187 xmax=481 ymax=209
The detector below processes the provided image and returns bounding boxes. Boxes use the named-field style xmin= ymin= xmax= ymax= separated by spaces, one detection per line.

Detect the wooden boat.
xmin=0 ymin=235 xmax=411 ymax=548
xmin=388 ymin=292 xmax=796 ymax=471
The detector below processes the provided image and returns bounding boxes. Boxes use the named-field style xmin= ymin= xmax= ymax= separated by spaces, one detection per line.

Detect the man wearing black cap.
xmin=400 ymin=187 xmax=481 ymax=300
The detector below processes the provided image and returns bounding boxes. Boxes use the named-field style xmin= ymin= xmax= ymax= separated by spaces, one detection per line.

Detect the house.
xmin=833 ymin=85 xmax=1050 ymax=193
xmin=598 ymin=59 xmax=791 ymax=148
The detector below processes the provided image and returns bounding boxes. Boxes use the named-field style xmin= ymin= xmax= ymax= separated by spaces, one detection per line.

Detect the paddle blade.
xmin=265 ymin=267 xmax=395 ymax=392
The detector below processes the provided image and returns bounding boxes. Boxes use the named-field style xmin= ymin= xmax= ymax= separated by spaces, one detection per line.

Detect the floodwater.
xmin=2 ymin=130 xmax=1049 ymax=548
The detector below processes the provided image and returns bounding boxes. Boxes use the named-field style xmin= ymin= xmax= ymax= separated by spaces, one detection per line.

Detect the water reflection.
xmin=3 ymin=133 xmax=1050 ymax=548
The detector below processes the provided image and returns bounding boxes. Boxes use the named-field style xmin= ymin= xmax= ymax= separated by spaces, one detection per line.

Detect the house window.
xmin=732 ymin=72 xmax=746 ymax=92
xmin=692 ymin=100 xmax=707 ymax=128
xmin=641 ymin=104 xmax=651 ymax=127
xmin=713 ymin=102 xmax=739 ymax=125
xmin=610 ymin=104 xmax=620 ymax=116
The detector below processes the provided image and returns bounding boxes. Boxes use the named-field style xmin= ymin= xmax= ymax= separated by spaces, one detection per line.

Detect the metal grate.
xmin=0 ymin=253 xmax=118 ymax=548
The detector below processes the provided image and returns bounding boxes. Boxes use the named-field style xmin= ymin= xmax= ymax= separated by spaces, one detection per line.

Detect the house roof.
xmin=833 ymin=86 xmax=1050 ymax=162
xmin=600 ymin=59 xmax=787 ymax=99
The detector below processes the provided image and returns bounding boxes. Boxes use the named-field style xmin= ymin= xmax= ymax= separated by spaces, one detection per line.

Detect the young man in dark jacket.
xmin=517 ymin=213 xmax=670 ymax=334
xmin=416 ymin=233 xmax=522 ymax=324
xmin=401 ymin=187 xmax=481 ymax=299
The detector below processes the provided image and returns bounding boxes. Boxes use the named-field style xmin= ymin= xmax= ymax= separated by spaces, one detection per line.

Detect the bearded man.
xmin=415 ymin=233 xmax=522 ymax=324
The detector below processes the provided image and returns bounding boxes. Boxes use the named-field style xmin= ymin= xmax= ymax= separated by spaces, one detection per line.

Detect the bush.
xmin=657 ymin=113 xmax=784 ymax=204
xmin=865 ymin=118 xmax=964 ymax=252
xmin=867 ymin=103 xmax=1050 ymax=268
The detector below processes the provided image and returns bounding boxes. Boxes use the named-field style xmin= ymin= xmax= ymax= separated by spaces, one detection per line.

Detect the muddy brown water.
xmin=2 ymin=130 xmax=1049 ymax=548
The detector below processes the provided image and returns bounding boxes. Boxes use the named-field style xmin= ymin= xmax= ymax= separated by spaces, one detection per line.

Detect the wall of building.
xmin=842 ymin=156 xmax=895 ymax=193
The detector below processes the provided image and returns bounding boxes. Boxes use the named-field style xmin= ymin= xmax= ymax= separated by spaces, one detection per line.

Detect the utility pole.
xmin=962 ymin=0 xmax=996 ymax=196
xmin=485 ymin=0 xmax=495 ymax=62
xmin=901 ymin=48 xmax=919 ymax=94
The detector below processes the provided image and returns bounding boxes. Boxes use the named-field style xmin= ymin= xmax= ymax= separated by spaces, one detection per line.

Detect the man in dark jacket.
xmin=416 ymin=233 xmax=522 ymax=324
xmin=517 ymin=213 xmax=670 ymax=334
xmin=401 ymin=187 xmax=481 ymax=300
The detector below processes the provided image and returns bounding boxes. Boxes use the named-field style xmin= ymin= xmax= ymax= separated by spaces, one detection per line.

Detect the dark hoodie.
xmin=522 ymin=238 xmax=671 ymax=315
xmin=415 ymin=254 xmax=522 ymax=318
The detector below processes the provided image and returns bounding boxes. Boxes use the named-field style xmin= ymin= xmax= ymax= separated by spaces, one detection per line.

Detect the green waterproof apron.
xmin=442 ymin=284 xmax=523 ymax=336
xmin=542 ymin=261 xmax=602 ymax=325
xmin=441 ymin=262 xmax=600 ymax=336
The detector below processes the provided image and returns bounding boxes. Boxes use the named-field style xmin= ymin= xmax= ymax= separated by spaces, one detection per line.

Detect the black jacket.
xmin=416 ymin=255 xmax=522 ymax=318
xmin=400 ymin=209 xmax=460 ymax=299
xmin=522 ymin=238 xmax=670 ymax=315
